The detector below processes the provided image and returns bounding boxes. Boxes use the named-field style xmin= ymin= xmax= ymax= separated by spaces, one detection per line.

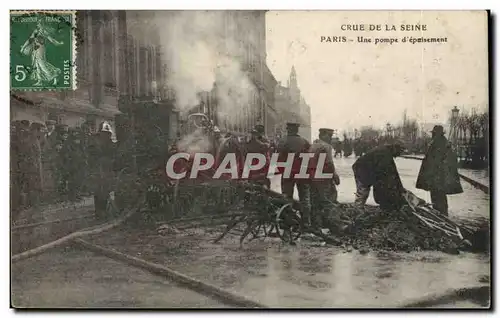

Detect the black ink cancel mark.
xmin=10 ymin=12 xmax=79 ymax=79
xmin=11 ymin=11 xmax=84 ymax=45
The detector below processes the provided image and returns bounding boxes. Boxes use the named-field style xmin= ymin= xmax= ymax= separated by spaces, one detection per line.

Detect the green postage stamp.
xmin=10 ymin=10 xmax=76 ymax=91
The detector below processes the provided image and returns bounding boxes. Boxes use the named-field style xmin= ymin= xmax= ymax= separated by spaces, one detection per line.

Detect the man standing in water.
xmin=416 ymin=125 xmax=463 ymax=216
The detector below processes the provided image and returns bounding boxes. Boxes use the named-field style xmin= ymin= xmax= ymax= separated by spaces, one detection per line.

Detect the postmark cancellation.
xmin=10 ymin=10 xmax=77 ymax=91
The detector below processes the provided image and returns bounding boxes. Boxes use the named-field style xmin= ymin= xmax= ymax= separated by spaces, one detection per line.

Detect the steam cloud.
xmin=176 ymin=128 xmax=213 ymax=155
xmin=153 ymin=11 xmax=257 ymax=125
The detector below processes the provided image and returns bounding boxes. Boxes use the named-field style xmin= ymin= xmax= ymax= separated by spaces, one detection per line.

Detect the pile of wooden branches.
xmin=318 ymin=203 xmax=489 ymax=254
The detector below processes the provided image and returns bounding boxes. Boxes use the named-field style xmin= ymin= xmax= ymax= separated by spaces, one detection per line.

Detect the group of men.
xmin=273 ymin=122 xmax=342 ymax=229
xmin=11 ymin=119 xmax=117 ymax=220
xmin=12 ymin=113 xmax=463 ymax=227
xmin=272 ymin=122 xmax=463 ymax=230
xmin=11 ymin=119 xmax=89 ymax=211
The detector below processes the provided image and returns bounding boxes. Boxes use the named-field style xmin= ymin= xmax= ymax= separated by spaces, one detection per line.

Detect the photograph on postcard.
xmin=10 ymin=10 xmax=490 ymax=309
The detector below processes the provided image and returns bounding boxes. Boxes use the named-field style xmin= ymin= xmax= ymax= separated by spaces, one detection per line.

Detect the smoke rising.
xmin=176 ymin=128 xmax=212 ymax=155
xmin=153 ymin=11 xmax=257 ymax=126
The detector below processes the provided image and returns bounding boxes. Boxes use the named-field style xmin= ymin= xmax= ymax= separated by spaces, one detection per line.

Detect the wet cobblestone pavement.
xmin=11 ymin=248 xmax=228 ymax=308
xmin=13 ymin=156 xmax=490 ymax=308
xmin=88 ymin=224 xmax=489 ymax=308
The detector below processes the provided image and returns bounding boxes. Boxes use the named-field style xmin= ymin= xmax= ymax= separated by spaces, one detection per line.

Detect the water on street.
xmin=13 ymin=156 xmax=490 ymax=308
xmin=11 ymin=248 xmax=229 ymax=308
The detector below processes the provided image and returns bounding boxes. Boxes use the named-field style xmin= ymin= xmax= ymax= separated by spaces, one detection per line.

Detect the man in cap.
xmin=88 ymin=121 xmax=117 ymax=219
xmin=309 ymin=128 xmax=340 ymax=229
xmin=416 ymin=125 xmax=463 ymax=216
xmin=276 ymin=122 xmax=312 ymax=227
xmin=352 ymin=142 xmax=406 ymax=211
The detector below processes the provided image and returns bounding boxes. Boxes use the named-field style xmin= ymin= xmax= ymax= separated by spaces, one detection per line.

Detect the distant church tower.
xmin=288 ymin=66 xmax=300 ymax=103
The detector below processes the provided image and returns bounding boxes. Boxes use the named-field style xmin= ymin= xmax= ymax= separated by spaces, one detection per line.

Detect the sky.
xmin=265 ymin=11 xmax=488 ymax=138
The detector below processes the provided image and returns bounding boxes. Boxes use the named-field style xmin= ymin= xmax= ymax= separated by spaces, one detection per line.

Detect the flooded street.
xmin=11 ymin=248 xmax=228 ymax=308
xmin=89 ymin=224 xmax=489 ymax=307
xmin=272 ymin=157 xmax=489 ymax=221
xmin=14 ymin=156 xmax=490 ymax=308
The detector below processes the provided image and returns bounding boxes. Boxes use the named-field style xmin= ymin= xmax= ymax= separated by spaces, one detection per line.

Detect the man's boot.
xmin=301 ymin=210 xmax=312 ymax=229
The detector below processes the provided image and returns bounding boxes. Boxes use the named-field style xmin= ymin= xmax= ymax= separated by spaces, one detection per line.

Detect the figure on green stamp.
xmin=20 ymin=20 xmax=64 ymax=86
xmin=11 ymin=11 xmax=74 ymax=90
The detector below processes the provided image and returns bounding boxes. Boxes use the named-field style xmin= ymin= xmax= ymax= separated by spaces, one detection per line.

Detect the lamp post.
xmin=451 ymin=106 xmax=460 ymax=121
xmin=450 ymin=106 xmax=460 ymax=157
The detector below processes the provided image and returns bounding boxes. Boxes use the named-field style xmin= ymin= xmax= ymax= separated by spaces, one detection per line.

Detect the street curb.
xmin=11 ymin=207 xmax=139 ymax=264
xmin=72 ymin=239 xmax=268 ymax=309
xmin=400 ymin=156 xmax=489 ymax=194
xmin=400 ymin=285 xmax=490 ymax=308
xmin=12 ymin=214 xmax=95 ymax=231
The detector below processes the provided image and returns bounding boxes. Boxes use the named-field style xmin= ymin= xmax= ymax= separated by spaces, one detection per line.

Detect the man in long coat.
xmin=352 ymin=143 xmax=406 ymax=211
xmin=88 ymin=122 xmax=116 ymax=219
xmin=416 ymin=125 xmax=463 ymax=216
xmin=277 ymin=122 xmax=312 ymax=226
xmin=309 ymin=128 xmax=340 ymax=229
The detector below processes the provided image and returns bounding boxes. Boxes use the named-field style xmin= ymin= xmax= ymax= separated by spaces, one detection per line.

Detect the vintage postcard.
xmin=10 ymin=10 xmax=490 ymax=309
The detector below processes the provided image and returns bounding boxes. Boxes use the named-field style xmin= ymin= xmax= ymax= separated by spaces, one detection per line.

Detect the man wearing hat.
xmin=88 ymin=121 xmax=117 ymax=219
xmin=352 ymin=142 xmax=406 ymax=211
xmin=276 ymin=122 xmax=312 ymax=227
xmin=309 ymin=128 xmax=340 ymax=229
xmin=416 ymin=125 xmax=463 ymax=216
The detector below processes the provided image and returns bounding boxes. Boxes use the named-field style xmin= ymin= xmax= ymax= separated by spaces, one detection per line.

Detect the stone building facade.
xmin=274 ymin=66 xmax=312 ymax=142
